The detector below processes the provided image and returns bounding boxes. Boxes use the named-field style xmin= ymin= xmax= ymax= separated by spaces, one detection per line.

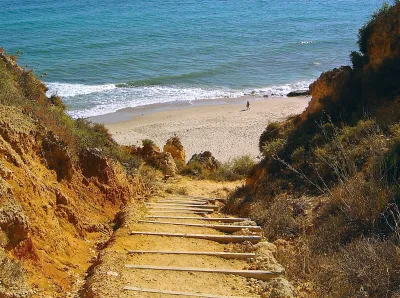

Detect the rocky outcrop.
xmin=42 ymin=132 xmax=73 ymax=181
xmin=129 ymin=143 xmax=178 ymax=176
xmin=163 ymin=136 xmax=186 ymax=168
xmin=80 ymin=148 xmax=112 ymax=184
xmin=301 ymin=66 xmax=352 ymax=121
xmin=187 ymin=151 xmax=219 ymax=171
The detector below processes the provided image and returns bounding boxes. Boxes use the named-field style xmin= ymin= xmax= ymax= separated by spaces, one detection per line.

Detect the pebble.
xmin=106 ymin=271 xmax=119 ymax=277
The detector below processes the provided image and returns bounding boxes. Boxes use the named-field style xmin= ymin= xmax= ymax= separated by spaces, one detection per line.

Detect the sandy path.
xmin=104 ymin=97 xmax=309 ymax=162
xmin=83 ymin=194 xmax=267 ymax=297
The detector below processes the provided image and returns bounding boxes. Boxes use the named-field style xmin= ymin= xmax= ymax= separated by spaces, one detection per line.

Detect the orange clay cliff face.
xmin=0 ymin=52 xmax=146 ymax=297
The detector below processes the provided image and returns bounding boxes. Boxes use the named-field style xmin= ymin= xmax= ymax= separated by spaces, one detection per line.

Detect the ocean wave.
xmin=45 ymin=80 xmax=314 ymax=119
xmin=46 ymin=82 xmax=116 ymax=97
xmin=257 ymin=81 xmax=312 ymax=97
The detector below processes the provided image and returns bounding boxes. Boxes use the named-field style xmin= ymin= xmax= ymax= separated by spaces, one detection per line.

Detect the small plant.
xmin=176 ymin=186 xmax=189 ymax=195
xmin=180 ymin=161 xmax=204 ymax=178
xmin=259 ymin=122 xmax=281 ymax=152
xmin=142 ymin=139 xmax=156 ymax=148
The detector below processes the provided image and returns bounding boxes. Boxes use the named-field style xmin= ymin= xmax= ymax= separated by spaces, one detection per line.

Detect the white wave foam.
xmin=45 ymin=80 xmax=314 ymax=119
xmin=257 ymin=80 xmax=312 ymax=97
xmin=46 ymin=82 xmax=116 ymax=97
xmin=299 ymin=41 xmax=315 ymax=45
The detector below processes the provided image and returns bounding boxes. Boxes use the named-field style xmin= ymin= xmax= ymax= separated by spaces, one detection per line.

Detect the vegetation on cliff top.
xmin=226 ymin=2 xmax=400 ymax=297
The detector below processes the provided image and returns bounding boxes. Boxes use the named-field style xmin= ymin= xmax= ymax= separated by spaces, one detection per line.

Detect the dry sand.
xmin=99 ymin=96 xmax=309 ymax=162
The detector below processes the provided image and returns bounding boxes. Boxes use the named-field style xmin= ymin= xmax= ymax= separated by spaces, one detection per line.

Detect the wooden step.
xmin=129 ymin=232 xmax=262 ymax=244
xmin=146 ymin=216 xmax=251 ymax=223
xmin=147 ymin=207 xmax=214 ymax=213
xmin=185 ymin=196 xmax=226 ymax=202
xmin=154 ymin=200 xmax=208 ymax=205
xmin=127 ymin=250 xmax=256 ymax=260
xmin=138 ymin=220 xmax=262 ymax=233
xmin=148 ymin=211 xmax=207 ymax=215
xmin=146 ymin=203 xmax=219 ymax=210
xmin=124 ymin=265 xmax=280 ymax=281
xmin=166 ymin=197 xmax=216 ymax=203
xmin=124 ymin=286 xmax=251 ymax=298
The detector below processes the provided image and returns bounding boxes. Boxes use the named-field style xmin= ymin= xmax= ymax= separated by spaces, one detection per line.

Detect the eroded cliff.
xmin=0 ymin=51 xmax=147 ymax=297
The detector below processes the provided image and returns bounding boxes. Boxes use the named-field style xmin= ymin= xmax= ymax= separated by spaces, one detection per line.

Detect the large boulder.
xmin=163 ymin=136 xmax=185 ymax=168
xmin=187 ymin=151 xmax=219 ymax=171
xmin=153 ymin=152 xmax=178 ymax=177
xmin=129 ymin=142 xmax=178 ymax=176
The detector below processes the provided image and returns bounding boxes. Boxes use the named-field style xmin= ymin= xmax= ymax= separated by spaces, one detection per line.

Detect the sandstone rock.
xmin=154 ymin=152 xmax=178 ymax=176
xmin=302 ymin=66 xmax=352 ymax=121
xmin=262 ymin=277 xmax=294 ymax=298
xmin=55 ymin=190 xmax=69 ymax=206
xmin=42 ymin=132 xmax=73 ymax=181
xmin=253 ymin=241 xmax=277 ymax=255
xmin=129 ymin=143 xmax=178 ymax=176
xmin=0 ymin=161 xmax=12 ymax=179
xmin=187 ymin=151 xmax=219 ymax=171
xmin=163 ymin=135 xmax=186 ymax=168
xmin=247 ymin=241 xmax=285 ymax=274
xmin=79 ymin=148 xmax=111 ymax=184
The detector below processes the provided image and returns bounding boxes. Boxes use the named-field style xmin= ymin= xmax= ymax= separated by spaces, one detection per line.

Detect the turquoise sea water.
xmin=1 ymin=0 xmax=388 ymax=118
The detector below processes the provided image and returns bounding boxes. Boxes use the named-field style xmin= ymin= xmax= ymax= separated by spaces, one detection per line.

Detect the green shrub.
xmin=179 ymin=161 xmax=204 ymax=178
xmin=259 ymin=122 xmax=281 ymax=152
xmin=176 ymin=187 xmax=189 ymax=195
xmin=350 ymin=51 xmax=366 ymax=70
xmin=142 ymin=139 xmax=156 ymax=148
xmin=262 ymin=138 xmax=286 ymax=159
xmin=231 ymin=155 xmax=255 ymax=176
xmin=182 ymin=155 xmax=255 ymax=182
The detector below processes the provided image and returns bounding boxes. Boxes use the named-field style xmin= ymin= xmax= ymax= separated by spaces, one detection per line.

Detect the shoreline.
xmin=89 ymin=94 xmax=294 ymax=124
xmin=94 ymin=96 xmax=310 ymax=162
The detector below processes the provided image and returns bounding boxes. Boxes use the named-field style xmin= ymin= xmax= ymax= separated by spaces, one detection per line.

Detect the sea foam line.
xmin=46 ymin=82 xmax=116 ymax=98
xmin=44 ymin=80 xmax=313 ymax=119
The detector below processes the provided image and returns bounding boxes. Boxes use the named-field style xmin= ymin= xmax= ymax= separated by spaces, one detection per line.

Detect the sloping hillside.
xmin=0 ymin=51 xmax=148 ymax=297
xmin=226 ymin=3 xmax=400 ymax=297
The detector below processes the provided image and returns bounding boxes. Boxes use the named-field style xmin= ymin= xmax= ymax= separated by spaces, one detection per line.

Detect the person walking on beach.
xmin=246 ymin=100 xmax=250 ymax=110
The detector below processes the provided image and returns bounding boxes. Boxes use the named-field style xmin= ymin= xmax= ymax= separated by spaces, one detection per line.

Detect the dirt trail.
xmin=81 ymin=191 xmax=289 ymax=298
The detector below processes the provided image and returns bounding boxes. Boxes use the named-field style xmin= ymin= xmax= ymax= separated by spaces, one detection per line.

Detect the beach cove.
xmin=93 ymin=96 xmax=310 ymax=162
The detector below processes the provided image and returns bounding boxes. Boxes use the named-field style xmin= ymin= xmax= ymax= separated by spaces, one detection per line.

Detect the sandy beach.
xmin=95 ymin=96 xmax=310 ymax=162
